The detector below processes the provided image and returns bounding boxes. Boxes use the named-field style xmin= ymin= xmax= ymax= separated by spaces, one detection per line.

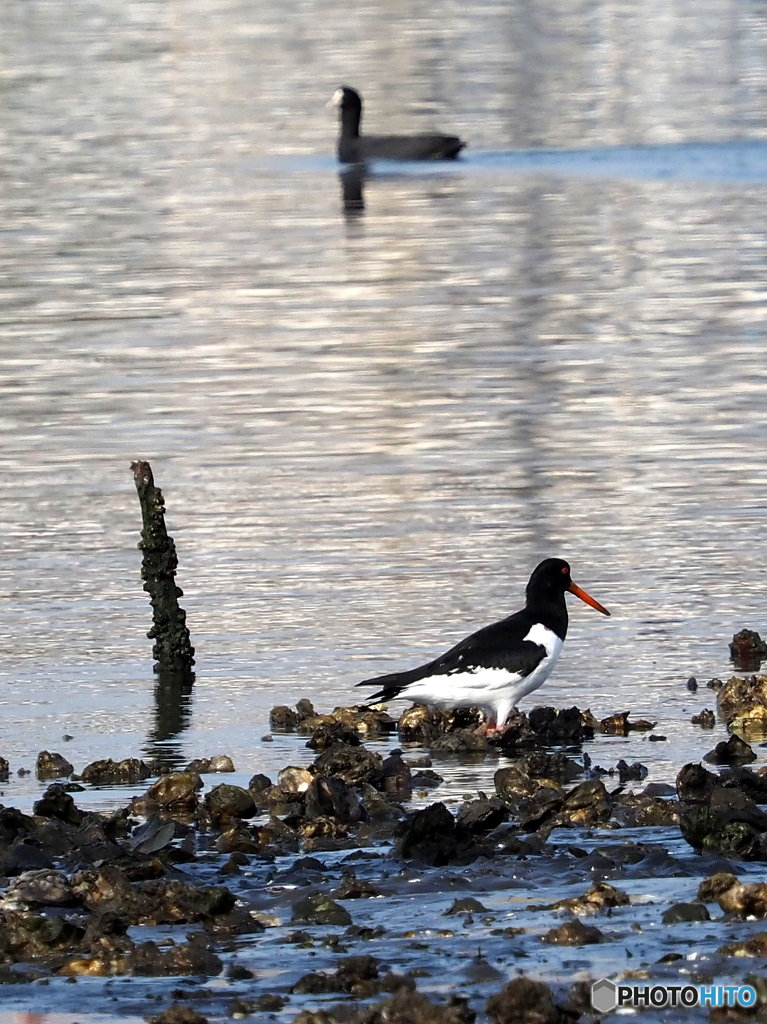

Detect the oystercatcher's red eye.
xmin=561 ymin=566 xmax=568 ymax=574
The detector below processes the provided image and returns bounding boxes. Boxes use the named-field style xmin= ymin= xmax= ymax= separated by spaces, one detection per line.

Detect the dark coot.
xmin=329 ymin=86 xmax=465 ymax=163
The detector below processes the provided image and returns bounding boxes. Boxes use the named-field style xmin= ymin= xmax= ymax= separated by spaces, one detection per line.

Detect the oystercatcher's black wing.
xmin=357 ymin=609 xmax=547 ymax=701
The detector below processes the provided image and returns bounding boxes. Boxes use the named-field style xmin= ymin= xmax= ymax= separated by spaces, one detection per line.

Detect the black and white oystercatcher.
xmin=329 ymin=86 xmax=466 ymax=164
xmin=357 ymin=558 xmax=610 ymax=732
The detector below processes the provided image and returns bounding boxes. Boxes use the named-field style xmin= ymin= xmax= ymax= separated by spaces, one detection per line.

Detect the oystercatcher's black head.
xmin=526 ymin=558 xmax=610 ymax=616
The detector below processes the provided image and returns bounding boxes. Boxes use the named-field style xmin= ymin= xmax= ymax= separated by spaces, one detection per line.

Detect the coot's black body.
xmin=330 ymin=86 xmax=465 ymax=163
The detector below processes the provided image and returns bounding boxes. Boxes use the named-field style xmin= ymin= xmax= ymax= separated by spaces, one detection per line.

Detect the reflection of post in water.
xmin=131 ymin=460 xmax=195 ymax=762
xmin=144 ymin=669 xmax=194 ymax=769
xmin=340 ymin=165 xmax=366 ymax=215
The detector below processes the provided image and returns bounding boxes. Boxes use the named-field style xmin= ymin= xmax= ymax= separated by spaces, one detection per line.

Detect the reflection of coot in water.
xmin=340 ymin=165 xmax=365 ymax=215
xmin=329 ymin=86 xmax=465 ymax=164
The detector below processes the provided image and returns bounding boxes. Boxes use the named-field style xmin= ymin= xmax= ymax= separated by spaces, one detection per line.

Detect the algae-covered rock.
xmin=312 ymin=742 xmax=383 ymax=787
xmin=542 ymin=920 xmax=605 ymax=945
xmin=662 ymin=903 xmax=710 ymax=924
xmin=486 ymin=977 xmax=569 ymax=1024
xmin=291 ymin=894 xmax=352 ymax=926
xmin=146 ymin=772 xmax=202 ymax=810
xmin=80 ymin=758 xmax=151 ymax=785
xmin=35 ymin=751 xmax=74 ymax=780
xmin=204 ymin=783 xmax=257 ymax=824
xmin=717 ymin=674 xmax=767 ymax=735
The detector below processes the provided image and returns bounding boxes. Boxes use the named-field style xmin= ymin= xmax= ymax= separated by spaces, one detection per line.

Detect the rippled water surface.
xmin=3 ymin=0 xmax=767 ymax=799
xmin=1 ymin=5 xmax=767 ymax=1012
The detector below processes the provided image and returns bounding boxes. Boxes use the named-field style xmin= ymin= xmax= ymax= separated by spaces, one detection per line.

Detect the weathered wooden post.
xmin=131 ymin=460 xmax=195 ymax=678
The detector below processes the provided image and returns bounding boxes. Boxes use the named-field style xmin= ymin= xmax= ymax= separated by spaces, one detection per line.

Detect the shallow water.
xmin=1 ymin=0 xmax=767 ymax=1018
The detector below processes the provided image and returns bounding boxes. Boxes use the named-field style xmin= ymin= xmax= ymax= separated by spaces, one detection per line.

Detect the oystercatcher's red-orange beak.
xmin=568 ymin=581 xmax=610 ymax=616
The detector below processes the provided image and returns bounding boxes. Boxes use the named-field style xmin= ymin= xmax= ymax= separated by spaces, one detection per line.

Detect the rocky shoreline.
xmin=3 ymin=678 xmax=767 ymax=1022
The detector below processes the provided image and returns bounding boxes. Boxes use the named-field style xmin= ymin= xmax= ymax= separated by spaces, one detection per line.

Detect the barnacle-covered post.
xmin=131 ymin=460 xmax=195 ymax=677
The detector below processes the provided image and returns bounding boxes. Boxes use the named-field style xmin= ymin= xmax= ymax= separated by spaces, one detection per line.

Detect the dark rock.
xmin=687 ymin=676 xmax=698 ymax=692
xmin=676 ymin=762 xmax=718 ymax=801
xmin=335 ymin=873 xmax=382 ymax=900
xmin=356 ymin=988 xmax=473 ymax=1024
xmin=299 ymin=815 xmax=349 ymax=842
xmin=127 ymin=816 xmax=177 ymax=856
xmin=642 ymin=782 xmax=677 ymax=797
xmin=398 ymin=802 xmax=481 ymax=866
xmin=616 ymin=760 xmax=647 ymax=783
xmin=69 ymin=865 xmax=235 ymax=925
xmin=185 ymin=755 xmax=235 ymax=773
xmin=0 ymin=841 xmax=55 ymax=876
xmin=248 ymin=772 xmax=272 ymax=798
xmin=291 ymin=894 xmax=353 ymax=926
xmin=204 ymin=784 xmax=257 ymax=825
xmin=313 ymin=742 xmax=383 ymax=787
xmin=560 ymin=779 xmax=611 ymax=825
xmin=533 ymin=881 xmax=629 ymax=915
xmin=147 ymin=1002 xmax=209 ymax=1024
xmin=729 ymin=629 xmax=767 ymax=671
xmin=486 ymin=976 xmax=570 ymax=1024
xmin=229 ymin=994 xmax=287 ymax=1014
xmin=305 ymin=776 xmax=365 ymax=824
xmin=216 ymin=825 xmax=261 ymax=855
xmin=720 ymin=765 xmax=767 ymax=802
xmin=305 ymin=720 xmax=361 ymax=750
xmin=691 ymin=709 xmax=716 ymax=728
xmin=599 ymin=711 xmax=655 ymax=735
xmin=431 ymin=728 xmax=490 ymax=753
xmin=612 ymin=793 xmax=680 ymax=827
xmin=525 ymin=706 xmax=592 ymax=745
xmin=379 ymin=749 xmax=412 ymax=799
xmin=680 ymin=788 xmax=767 ymax=858
xmin=703 ymin=734 xmax=756 ymax=765
xmin=515 ymin=751 xmax=583 ymax=783
xmin=717 ymin=932 xmax=767 ymax=956
xmin=127 ymin=938 xmax=222 ymax=977
xmin=494 ymin=765 xmax=564 ymax=810
xmin=662 ymin=902 xmax=711 ymax=924
xmin=0 ymin=908 xmax=85 ymax=961
xmin=410 ymin=769 xmax=444 ymax=790
xmin=145 ymin=772 xmax=202 ymax=811
xmin=80 ymin=758 xmax=151 ymax=785
xmin=444 ymin=897 xmax=488 ymax=915
xmin=35 ymin=751 xmax=74 ymax=780
xmin=456 ymin=797 xmax=509 ymax=834
xmin=33 ymin=784 xmax=82 ymax=825
xmin=543 ymin=919 xmax=605 ymax=945
xmin=270 ymin=705 xmax=300 ymax=731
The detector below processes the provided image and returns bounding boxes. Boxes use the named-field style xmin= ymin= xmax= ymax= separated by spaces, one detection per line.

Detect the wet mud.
xmin=2 ymin=695 xmax=767 ymax=1023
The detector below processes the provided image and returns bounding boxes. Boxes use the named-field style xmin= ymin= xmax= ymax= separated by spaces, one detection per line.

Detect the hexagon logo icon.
xmin=592 ymin=979 xmax=617 ymax=1013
